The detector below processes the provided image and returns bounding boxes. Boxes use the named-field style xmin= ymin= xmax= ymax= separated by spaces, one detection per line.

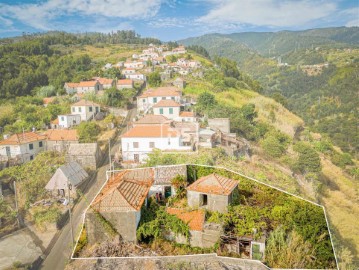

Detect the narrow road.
xmin=40 ymin=105 xmax=137 ymax=270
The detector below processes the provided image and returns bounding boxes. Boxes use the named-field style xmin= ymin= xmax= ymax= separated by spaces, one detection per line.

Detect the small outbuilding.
xmin=45 ymin=161 xmax=88 ymax=198
xmin=186 ymin=173 xmax=239 ymax=213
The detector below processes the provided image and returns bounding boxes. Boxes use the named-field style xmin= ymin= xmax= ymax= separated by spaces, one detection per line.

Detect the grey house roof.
xmin=45 ymin=161 xmax=88 ymax=190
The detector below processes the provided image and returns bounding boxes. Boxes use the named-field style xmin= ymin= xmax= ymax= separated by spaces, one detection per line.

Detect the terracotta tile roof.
xmin=135 ymin=115 xmax=170 ymax=125
xmin=51 ymin=118 xmax=59 ymax=125
xmin=65 ymin=82 xmax=80 ymax=88
xmin=92 ymin=170 xmax=154 ymax=212
xmin=121 ymin=124 xmax=178 ymax=138
xmin=166 ymin=208 xmax=205 ymax=231
xmin=43 ymin=129 xmax=78 ymax=141
xmin=71 ymin=100 xmax=101 ymax=107
xmin=118 ymin=79 xmax=133 ymax=85
xmin=138 ymin=87 xmax=181 ymax=98
xmin=180 ymin=111 xmax=194 ymax=117
xmin=43 ymin=97 xmax=55 ymax=104
xmin=153 ymin=99 xmax=181 ymax=108
xmin=65 ymin=81 xmax=98 ymax=88
xmin=94 ymin=77 xmax=113 ymax=85
xmin=0 ymin=132 xmax=46 ymax=145
xmin=186 ymin=173 xmax=238 ymax=195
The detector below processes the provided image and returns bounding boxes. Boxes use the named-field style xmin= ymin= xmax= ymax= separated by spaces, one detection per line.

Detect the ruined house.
xmin=186 ymin=173 xmax=239 ymax=213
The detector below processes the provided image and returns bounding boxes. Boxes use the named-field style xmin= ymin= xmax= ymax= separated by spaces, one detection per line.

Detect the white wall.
xmin=0 ymin=140 xmax=46 ymax=163
xmin=137 ymin=95 xmax=181 ymax=112
xmin=71 ymin=105 xmax=100 ymax=121
xmin=153 ymin=106 xmax=180 ymax=119
xmin=121 ymin=136 xmax=190 ymax=162
xmin=58 ymin=114 xmax=81 ymax=128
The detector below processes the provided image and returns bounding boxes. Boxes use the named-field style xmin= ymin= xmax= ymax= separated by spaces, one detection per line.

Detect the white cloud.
xmin=148 ymin=17 xmax=190 ymax=28
xmin=342 ymin=8 xmax=359 ymax=27
xmin=198 ymin=0 xmax=337 ymax=28
xmin=0 ymin=0 xmax=162 ymax=31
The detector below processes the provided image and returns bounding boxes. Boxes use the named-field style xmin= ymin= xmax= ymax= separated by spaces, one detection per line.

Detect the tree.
xmin=196 ymin=92 xmax=217 ymax=114
xmin=77 ymin=122 xmax=101 ymax=143
xmin=148 ymin=71 xmax=161 ymax=87
xmin=294 ymin=142 xmax=322 ymax=174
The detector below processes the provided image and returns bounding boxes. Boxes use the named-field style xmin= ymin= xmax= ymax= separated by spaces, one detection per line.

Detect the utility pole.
xmin=108 ymin=138 xmax=112 ymax=175
xmin=13 ymin=181 xmax=20 ymax=228
xmin=67 ymin=184 xmax=74 ymax=252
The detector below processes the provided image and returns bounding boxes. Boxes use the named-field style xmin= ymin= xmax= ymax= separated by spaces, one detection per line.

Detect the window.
xmin=149 ymin=142 xmax=155 ymax=148
xmin=39 ymin=141 xmax=43 ymax=147
xmin=162 ymin=97 xmax=166 ymax=100
xmin=201 ymin=194 xmax=208 ymax=206
xmin=5 ymin=146 xmax=10 ymax=157
xmin=61 ymin=116 xmax=64 ymax=121
xmin=169 ymin=108 xmax=173 ymax=114
xmin=168 ymin=138 xmax=171 ymax=145
xmin=133 ymin=142 xmax=139 ymax=148
xmin=171 ymin=97 xmax=175 ymax=100
xmin=78 ymin=107 xmax=82 ymax=112
xmin=153 ymin=97 xmax=157 ymax=103
xmin=72 ymin=107 xmax=75 ymax=113
xmin=134 ymin=154 xmax=139 ymax=162
xmin=89 ymin=106 xmax=93 ymax=112
xmin=29 ymin=143 xmax=34 ymax=150
xmin=96 ymin=107 xmax=99 ymax=113
xmin=30 ymin=155 xmax=34 ymax=160
xmin=143 ymin=99 xmax=146 ymax=103
xmin=160 ymin=108 xmax=163 ymax=114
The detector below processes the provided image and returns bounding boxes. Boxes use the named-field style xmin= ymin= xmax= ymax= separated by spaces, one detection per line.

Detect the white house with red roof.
xmin=92 ymin=77 xmax=115 ymax=89
xmin=153 ymin=99 xmax=181 ymax=119
xmin=70 ymin=100 xmax=100 ymax=121
xmin=120 ymin=124 xmax=191 ymax=163
xmin=176 ymin=111 xmax=196 ymax=122
xmin=0 ymin=132 xmax=46 ymax=163
xmin=137 ymin=87 xmax=182 ymax=112
xmin=124 ymin=73 xmax=146 ymax=81
xmin=58 ymin=114 xmax=81 ymax=128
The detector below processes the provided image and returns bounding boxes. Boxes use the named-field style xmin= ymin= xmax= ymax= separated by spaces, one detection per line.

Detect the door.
xmin=5 ymin=146 xmax=11 ymax=157
xmin=134 ymin=154 xmax=139 ymax=162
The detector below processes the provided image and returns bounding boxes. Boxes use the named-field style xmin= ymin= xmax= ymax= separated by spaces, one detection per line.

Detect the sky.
xmin=0 ymin=0 xmax=358 ymax=41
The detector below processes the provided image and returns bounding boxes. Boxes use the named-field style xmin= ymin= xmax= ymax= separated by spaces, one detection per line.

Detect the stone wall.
xmin=101 ymin=211 xmax=138 ymax=242
xmin=154 ymin=165 xmax=187 ymax=185
xmin=86 ymin=211 xmax=112 ymax=245
xmin=208 ymin=118 xmax=230 ymax=134
xmin=187 ymin=191 xmax=230 ymax=213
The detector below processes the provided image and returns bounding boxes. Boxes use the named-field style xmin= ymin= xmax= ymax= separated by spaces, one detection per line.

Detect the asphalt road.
xmin=40 ymin=105 xmax=137 ymax=270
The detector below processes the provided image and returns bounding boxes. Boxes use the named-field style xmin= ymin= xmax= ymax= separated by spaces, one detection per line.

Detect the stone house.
xmin=117 ymin=79 xmax=134 ymax=90
xmin=93 ymin=77 xmax=115 ymax=89
xmin=43 ymin=129 xmax=79 ymax=152
xmin=153 ymin=99 xmax=181 ymax=120
xmin=186 ymin=173 xmax=239 ymax=213
xmin=70 ymin=100 xmax=101 ymax=121
xmin=173 ymin=77 xmax=186 ymax=89
xmin=64 ymin=81 xmax=102 ymax=95
xmin=45 ymin=161 xmax=88 ymax=198
xmin=0 ymin=132 xmax=46 ymax=164
xmin=67 ymin=143 xmax=102 ymax=170
xmin=86 ymin=169 xmax=154 ymax=243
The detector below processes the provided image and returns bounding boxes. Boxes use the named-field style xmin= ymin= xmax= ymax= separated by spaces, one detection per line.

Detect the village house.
xmin=176 ymin=111 xmax=196 ymax=122
xmin=57 ymin=114 xmax=81 ymax=128
xmin=86 ymin=169 xmax=154 ymax=243
xmin=117 ymin=79 xmax=134 ymax=90
xmin=186 ymin=173 xmax=239 ymax=213
xmin=122 ymin=68 xmax=136 ymax=75
xmin=173 ymin=77 xmax=186 ymax=89
xmin=199 ymin=128 xmax=216 ymax=148
xmin=43 ymin=97 xmax=56 ymax=107
xmin=43 ymin=129 xmax=79 ymax=152
xmin=137 ymin=87 xmax=182 ymax=112
xmin=45 ymin=161 xmax=88 ymax=198
xmin=0 ymin=132 xmax=46 ymax=164
xmin=124 ymin=73 xmax=146 ymax=81
xmin=67 ymin=143 xmax=102 ymax=170
xmin=93 ymin=77 xmax=115 ymax=89
xmin=123 ymin=61 xmax=145 ymax=69
xmin=71 ymin=100 xmax=100 ymax=121
xmin=64 ymin=81 xmax=102 ymax=95
xmin=121 ymin=124 xmax=191 ymax=163
xmin=153 ymin=99 xmax=181 ymax=120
